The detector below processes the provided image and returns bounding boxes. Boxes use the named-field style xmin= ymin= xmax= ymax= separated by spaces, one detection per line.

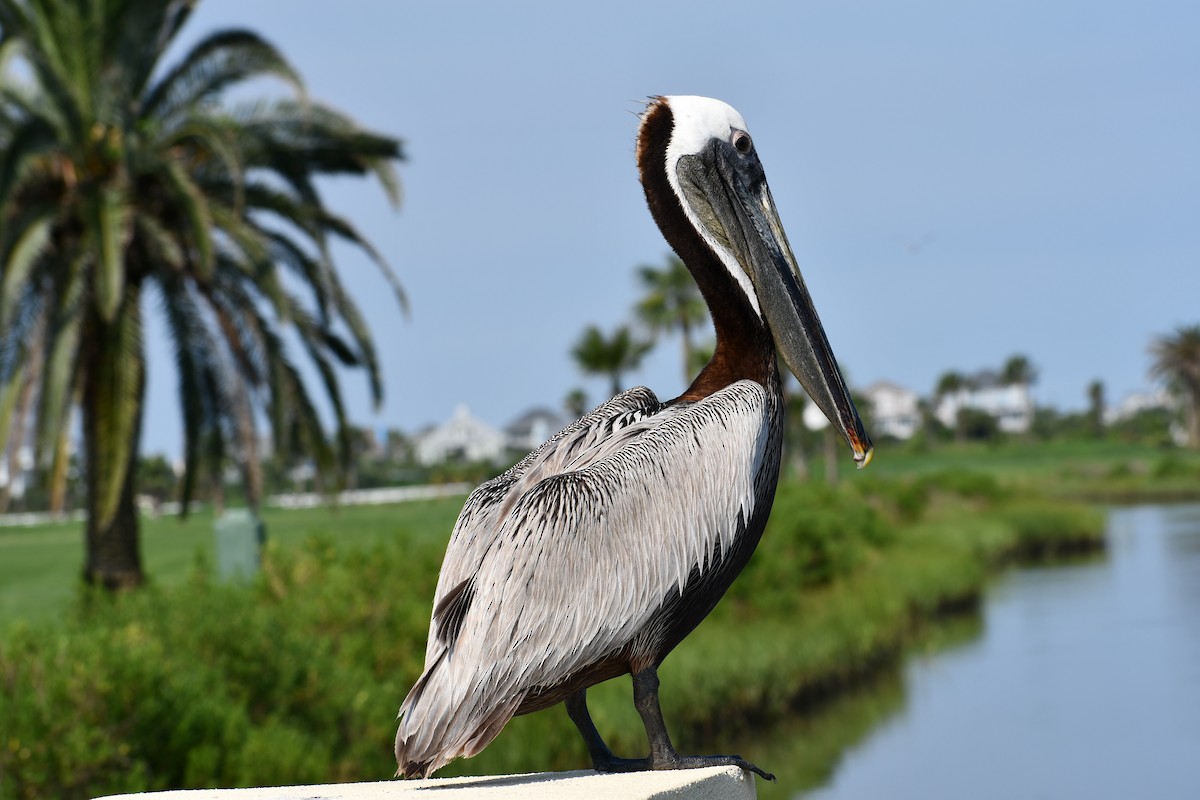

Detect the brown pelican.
xmin=395 ymin=95 xmax=872 ymax=781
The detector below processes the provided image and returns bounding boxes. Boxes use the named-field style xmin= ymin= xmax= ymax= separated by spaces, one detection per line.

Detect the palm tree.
xmin=934 ymin=370 xmax=968 ymax=443
xmin=1086 ymin=379 xmax=1105 ymax=439
xmin=934 ymin=370 xmax=966 ymax=398
xmin=571 ymin=324 xmax=652 ymax=398
xmin=563 ymin=387 xmax=588 ymax=420
xmin=1149 ymin=324 xmax=1200 ymax=449
xmin=635 ymin=255 xmax=708 ymax=385
xmin=0 ymin=0 xmax=405 ymax=587
xmin=1001 ymin=354 xmax=1038 ymax=387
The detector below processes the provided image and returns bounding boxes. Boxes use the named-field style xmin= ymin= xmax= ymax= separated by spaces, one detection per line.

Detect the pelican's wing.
xmin=396 ymin=380 xmax=774 ymax=776
xmin=420 ymin=386 xmax=662 ymax=657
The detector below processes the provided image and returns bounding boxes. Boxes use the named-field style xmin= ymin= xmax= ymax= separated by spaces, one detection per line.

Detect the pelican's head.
xmin=639 ymin=95 xmax=873 ymax=467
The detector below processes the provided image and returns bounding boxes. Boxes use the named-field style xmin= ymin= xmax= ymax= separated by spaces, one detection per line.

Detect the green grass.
xmin=0 ymin=498 xmax=465 ymax=629
xmin=833 ymin=438 xmax=1200 ymax=500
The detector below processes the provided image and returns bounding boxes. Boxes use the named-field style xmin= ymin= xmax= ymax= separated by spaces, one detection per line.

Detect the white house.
xmin=935 ymin=376 xmax=1033 ymax=434
xmin=414 ymin=405 xmax=508 ymax=466
xmin=1104 ymin=388 xmax=1174 ymax=425
xmin=863 ymin=380 xmax=921 ymax=440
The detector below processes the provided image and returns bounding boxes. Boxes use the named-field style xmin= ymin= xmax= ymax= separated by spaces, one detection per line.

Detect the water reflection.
xmin=796 ymin=504 xmax=1200 ymax=800
xmin=734 ymin=615 xmax=984 ymax=799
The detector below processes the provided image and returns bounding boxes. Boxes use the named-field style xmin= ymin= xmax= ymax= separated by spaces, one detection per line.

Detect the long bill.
xmin=678 ymin=149 xmax=874 ymax=467
xmin=749 ymin=184 xmax=873 ymax=467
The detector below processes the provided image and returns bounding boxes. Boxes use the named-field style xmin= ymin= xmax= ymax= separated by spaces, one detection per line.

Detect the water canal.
xmin=752 ymin=503 xmax=1200 ymax=799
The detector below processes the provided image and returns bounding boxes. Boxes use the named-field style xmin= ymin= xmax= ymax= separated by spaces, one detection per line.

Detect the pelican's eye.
xmin=732 ymin=130 xmax=752 ymax=155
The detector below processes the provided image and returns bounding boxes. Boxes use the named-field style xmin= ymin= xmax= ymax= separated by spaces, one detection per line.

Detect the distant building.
xmin=1104 ymin=388 xmax=1186 ymax=445
xmin=505 ymin=407 xmax=568 ymax=453
xmin=935 ymin=373 xmax=1033 ymax=434
xmin=863 ymin=381 xmax=921 ymax=440
xmin=414 ymin=405 xmax=508 ymax=466
xmin=1104 ymin=389 xmax=1174 ymax=425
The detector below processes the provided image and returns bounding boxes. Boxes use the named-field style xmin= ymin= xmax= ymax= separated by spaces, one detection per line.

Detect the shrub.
xmin=727 ymin=483 xmax=892 ymax=617
xmin=916 ymin=469 xmax=1008 ymax=504
xmin=992 ymin=500 xmax=1104 ymax=559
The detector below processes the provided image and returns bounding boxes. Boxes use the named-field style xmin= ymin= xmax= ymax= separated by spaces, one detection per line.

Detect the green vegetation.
xmin=570 ymin=324 xmax=654 ymax=398
xmin=1149 ymin=324 xmax=1200 ymax=449
xmin=0 ymin=469 xmax=1105 ymax=799
xmin=828 ymin=438 xmax=1200 ymax=503
xmin=634 ymin=254 xmax=707 ymax=384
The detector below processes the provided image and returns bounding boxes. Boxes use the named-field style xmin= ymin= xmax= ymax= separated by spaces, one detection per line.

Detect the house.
xmin=1104 ymin=389 xmax=1174 ymax=425
xmin=863 ymin=380 xmax=921 ymax=440
xmin=935 ymin=373 xmax=1033 ymax=434
xmin=505 ymin=407 xmax=568 ymax=453
xmin=413 ymin=405 xmax=508 ymax=466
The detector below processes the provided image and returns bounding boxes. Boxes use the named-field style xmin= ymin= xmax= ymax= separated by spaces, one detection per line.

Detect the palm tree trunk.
xmin=81 ymin=311 xmax=147 ymax=589
xmin=83 ymin=438 xmax=144 ymax=589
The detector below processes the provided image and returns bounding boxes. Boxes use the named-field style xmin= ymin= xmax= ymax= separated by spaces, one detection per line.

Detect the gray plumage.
xmin=396 ymin=381 xmax=781 ymax=776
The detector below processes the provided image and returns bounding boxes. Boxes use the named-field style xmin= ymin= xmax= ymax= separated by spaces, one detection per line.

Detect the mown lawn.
xmin=0 ymin=498 xmax=465 ymax=629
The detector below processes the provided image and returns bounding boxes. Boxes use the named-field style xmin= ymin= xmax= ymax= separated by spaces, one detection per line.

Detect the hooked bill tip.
xmin=853 ymin=443 xmax=875 ymax=470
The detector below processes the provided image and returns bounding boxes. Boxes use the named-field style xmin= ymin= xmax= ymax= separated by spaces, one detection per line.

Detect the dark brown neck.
xmin=637 ymin=98 xmax=776 ymax=403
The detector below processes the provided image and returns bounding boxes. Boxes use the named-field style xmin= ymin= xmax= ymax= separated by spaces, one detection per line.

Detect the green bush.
xmin=992 ymin=500 xmax=1104 ymax=559
xmin=0 ymin=541 xmax=433 ymax=799
xmin=916 ymin=469 xmax=1008 ymax=504
xmin=727 ymin=483 xmax=891 ymax=617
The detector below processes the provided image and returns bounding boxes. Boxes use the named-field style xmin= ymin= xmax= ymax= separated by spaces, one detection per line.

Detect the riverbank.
xmin=0 ymin=469 xmax=1106 ymax=799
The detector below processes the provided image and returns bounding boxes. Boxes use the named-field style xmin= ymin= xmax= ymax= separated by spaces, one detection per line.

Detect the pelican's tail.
xmin=395 ymin=652 xmax=520 ymax=778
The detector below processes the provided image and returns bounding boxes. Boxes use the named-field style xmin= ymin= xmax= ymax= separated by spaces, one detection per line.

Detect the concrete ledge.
xmin=96 ymin=767 xmax=756 ymax=800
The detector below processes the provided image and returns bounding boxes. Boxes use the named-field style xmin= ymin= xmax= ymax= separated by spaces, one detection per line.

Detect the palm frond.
xmin=327 ymin=276 xmax=384 ymax=407
xmin=34 ymin=271 xmax=83 ymax=467
xmin=262 ymin=229 xmax=332 ymax=320
xmin=0 ymin=210 xmax=52 ymax=329
xmin=163 ymin=159 xmax=215 ymax=279
xmin=89 ymin=183 xmax=130 ymax=322
xmin=317 ymin=208 xmax=409 ymax=315
xmin=142 ymin=29 xmax=304 ymax=123
xmin=0 ymin=114 xmax=57 ymax=212
xmin=160 ymin=114 xmax=244 ymax=212
xmin=155 ymin=275 xmax=222 ymax=514
xmin=105 ymin=0 xmax=194 ymax=103
xmin=133 ymin=213 xmax=184 ymax=271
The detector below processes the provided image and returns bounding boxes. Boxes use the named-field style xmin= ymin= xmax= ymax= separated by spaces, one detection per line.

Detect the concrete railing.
xmin=97 ymin=766 xmax=757 ymax=800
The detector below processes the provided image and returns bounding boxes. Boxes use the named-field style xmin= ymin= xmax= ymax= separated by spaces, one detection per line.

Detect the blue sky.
xmin=141 ymin=0 xmax=1199 ymax=456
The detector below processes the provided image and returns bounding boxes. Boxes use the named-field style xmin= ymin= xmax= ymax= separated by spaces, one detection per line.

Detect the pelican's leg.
xmin=565 ymin=689 xmax=649 ymax=772
xmin=631 ymin=666 xmax=776 ymax=782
